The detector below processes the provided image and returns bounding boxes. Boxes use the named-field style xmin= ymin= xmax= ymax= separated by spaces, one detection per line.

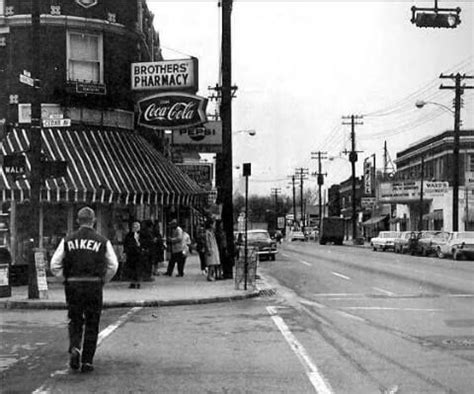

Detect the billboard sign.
xmin=380 ymin=180 xmax=449 ymax=202
xmin=363 ymin=159 xmax=373 ymax=195
xmin=131 ymin=58 xmax=198 ymax=92
xmin=137 ymin=92 xmax=207 ymax=130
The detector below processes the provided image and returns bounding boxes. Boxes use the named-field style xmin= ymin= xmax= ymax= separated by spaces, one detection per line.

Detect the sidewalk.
xmin=0 ymin=254 xmax=269 ymax=310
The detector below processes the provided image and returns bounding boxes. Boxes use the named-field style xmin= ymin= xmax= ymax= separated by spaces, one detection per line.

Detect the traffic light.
xmin=413 ymin=11 xmax=461 ymax=28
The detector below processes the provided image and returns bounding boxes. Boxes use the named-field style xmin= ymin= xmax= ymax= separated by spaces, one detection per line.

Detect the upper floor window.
xmin=0 ymin=0 xmax=4 ymax=15
xmin=67 ymin=31 xmax=103 ymax=83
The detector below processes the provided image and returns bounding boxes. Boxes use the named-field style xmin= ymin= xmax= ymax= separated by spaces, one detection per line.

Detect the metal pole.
xmin=418 ymin=156 xmax=424 ymax=231
xmin=350 ymin=116 xmax=357 ymax=242
xmin=292 ymin=175 xmax=296 ymax=223
xmin=28 ymin=0 xmax=42 ymax=299
xmin=244 ymin=174 xmax=248 ymax=290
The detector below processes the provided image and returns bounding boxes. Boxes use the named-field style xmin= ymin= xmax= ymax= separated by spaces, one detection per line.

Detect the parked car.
xmin=370 ymin=231 xmax=400 ymax=251
xmin=437 ymin=231 xmax=474 ymax=260
xmin=393 ymin=231 xmax=414 ymax=254
xmin=289 ymin=230 xmax=306 ymax=242
xmin=236 ymin=229 xmax=278 ymax=261
xmin=417 ymin=231 xmax=449 ymax=256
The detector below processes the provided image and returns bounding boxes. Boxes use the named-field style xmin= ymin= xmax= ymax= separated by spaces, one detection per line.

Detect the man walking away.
xmin=51 ymin=207 xmax=118 ymax=373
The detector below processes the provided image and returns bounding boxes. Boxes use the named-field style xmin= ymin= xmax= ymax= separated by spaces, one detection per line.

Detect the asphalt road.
xmin=2 ymin=242 xmax=474 ymax=393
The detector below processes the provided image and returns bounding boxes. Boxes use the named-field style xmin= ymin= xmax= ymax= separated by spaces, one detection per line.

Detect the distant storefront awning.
xmin=362 ymin=215 xmax=388 ymax=226
xmin=0 ymin=128 xmax=207 ymax=205
xmin=422 ymin=211 xmax=443 ymax=221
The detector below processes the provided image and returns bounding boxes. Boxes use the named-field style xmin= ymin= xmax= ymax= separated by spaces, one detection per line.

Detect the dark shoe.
xmin=129 ymin=283 xmax=136 ymax=289
xmin=175 ymin=274 xmax=184 ymax=277
xmin=81 ymin=363 xmax=94 ymax=373
xmin=69 ymin=347 xmax=81 ymax=370
xmin=136 ymin=283 xmax=141 ymax=289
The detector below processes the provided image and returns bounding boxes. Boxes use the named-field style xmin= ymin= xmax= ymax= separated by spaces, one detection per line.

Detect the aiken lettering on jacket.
xmin=67 ymin=239 xmax=102 ymax=252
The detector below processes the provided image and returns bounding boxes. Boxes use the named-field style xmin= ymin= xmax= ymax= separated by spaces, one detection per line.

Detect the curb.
xmin=0 ymin=287 xmax=273 ymax=310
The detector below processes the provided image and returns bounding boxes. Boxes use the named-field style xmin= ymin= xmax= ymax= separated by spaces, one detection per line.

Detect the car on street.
xmin=436 ymin=231 xmax=474 ymax=260
xmin=417 ymin=231 xmax=450 ymax=256
xmin=236 ymin=229 xmax=278 ymax=261
xmin=393 ymin=231 xmax=415 ymax=254
xmin=370 ymin=231 xmax=400 ymax=251
xmin=288 ymin=230 xmax=306 ymax=242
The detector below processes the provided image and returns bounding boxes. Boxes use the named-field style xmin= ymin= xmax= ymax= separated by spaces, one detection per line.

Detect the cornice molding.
xmin=0 ymin=14 xmax=138 ymax=39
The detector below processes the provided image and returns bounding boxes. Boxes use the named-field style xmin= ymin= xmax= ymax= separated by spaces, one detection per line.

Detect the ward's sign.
xmin=131 ymin=59 xmax=198 ymax=92
xmin=137 ymin=93 xmax=208 ymax=130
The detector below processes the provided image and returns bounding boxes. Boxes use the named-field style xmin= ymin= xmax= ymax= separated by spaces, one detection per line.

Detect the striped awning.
xmin=0 ymin=128 xmax=207 ymax=205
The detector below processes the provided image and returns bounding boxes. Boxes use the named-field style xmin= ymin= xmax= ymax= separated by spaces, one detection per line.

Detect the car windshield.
xmin=247 ymin=232 xmax=270 ymax=241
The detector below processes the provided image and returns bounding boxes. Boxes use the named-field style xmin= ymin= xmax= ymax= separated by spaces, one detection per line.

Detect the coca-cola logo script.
xmin=137 ymin=93 xmax=208 ymax=130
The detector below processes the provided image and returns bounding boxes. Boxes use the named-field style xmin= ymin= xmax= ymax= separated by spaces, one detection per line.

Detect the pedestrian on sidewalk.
xmin=124 ymin=221 xmax=143 ymax=289
xmin=151 ymin=221 xmax=165 ymax=275
xmin=204 ymin=219 xmax=221 ymax=281
xmin=140 ymin=220 xmax=155 ymax=281
xmin=195 ymin=224 xmax=207 ymax=275
xmin=181 ymin=229 xmax=192 ymax=276
xmin=165 ymin=219 xmax=185 ymax=277
xmin=50 ymin=207 xmax=118 ymax=373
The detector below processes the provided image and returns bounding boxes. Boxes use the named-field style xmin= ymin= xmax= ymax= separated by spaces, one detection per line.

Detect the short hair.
xmin=77 ymin=207 xmax=95 ymax=225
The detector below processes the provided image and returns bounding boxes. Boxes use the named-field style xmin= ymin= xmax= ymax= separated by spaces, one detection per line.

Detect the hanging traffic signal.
xmin=411 ymin=6 xmax=461 ymax=29
xmin=415 ymin=12 xmax=460 ymax=28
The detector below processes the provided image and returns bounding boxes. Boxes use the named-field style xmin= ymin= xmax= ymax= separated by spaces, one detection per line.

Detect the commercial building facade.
xmin=0 ymin=0 xmax=206 ymax=268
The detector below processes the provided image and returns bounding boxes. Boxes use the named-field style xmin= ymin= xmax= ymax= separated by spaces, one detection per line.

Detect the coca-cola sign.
xmin=137 ymin=93 xmax=208 ymax=130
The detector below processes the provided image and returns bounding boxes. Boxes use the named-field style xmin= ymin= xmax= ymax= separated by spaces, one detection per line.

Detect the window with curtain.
xmin=67 ymin=31 xmax=103 ymax=83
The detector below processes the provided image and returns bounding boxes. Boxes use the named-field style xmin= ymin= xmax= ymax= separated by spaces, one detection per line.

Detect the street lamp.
xmin=416 ymin=99 xmax=460 ymax=230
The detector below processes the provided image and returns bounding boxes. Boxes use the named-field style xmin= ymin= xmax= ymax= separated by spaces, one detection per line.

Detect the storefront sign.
xmin=172 ymin=121 xmax=222 ymax=152
xmin=380 ymin=180 xmax=449 ymax=202
xmin=131 ymin=58 xmax=198 ymax=92
xmin=137 ymin=93 xmax=207 ymax=130
xmin=361 ymin=197 xmax=376 ymax=208
xmin=176 ymin=163 xmax=213 ymax=186
xmin=76 ymin=81 xmax=106 ymax=95
xmin=363 ymin=160 xmax=373 ymax=195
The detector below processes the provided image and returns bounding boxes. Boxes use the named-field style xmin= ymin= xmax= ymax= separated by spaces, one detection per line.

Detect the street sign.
xmin=19 ymin=74 xmax=34 ymax=87
xmin=42 ymin=118 xmax=71 ymax=128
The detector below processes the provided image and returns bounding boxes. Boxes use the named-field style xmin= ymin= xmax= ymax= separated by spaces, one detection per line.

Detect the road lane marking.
xmin=332 ymin=272 xmax=350 ymax=280
xmin=33 ymin=307 xmax=142 ymax=394
xmin=341 ymin=307 xmax=442 ymax=311
xmin=447 ymin=294 xmax=474 ymax=298
xmin=300 ymin=260 xmax=312 ymax=266
xmin=267 ymin=306 xmax=334 ymax=394
xmin=300 ymin=299 xmax=326 ymax=308
xmin=372 ymin=287 xmax=395 ymax=296
xmin=336 ymin=311 xmax=366 ymax=322
xmin=314 ymin=293 xmax=364 ymax=297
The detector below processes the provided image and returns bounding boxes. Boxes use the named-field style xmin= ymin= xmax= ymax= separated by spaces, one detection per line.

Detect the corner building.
xmin=0 ymin=1 xmax=205 ymax=272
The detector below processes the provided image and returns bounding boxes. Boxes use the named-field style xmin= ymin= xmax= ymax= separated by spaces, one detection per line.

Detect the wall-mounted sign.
xmin=137 ymin=93 xmax=207 ymax=130
xmin=18 ymin=103 xmax=62 ymax=124
xmin=43 ymin=118 xmax=71 ymax=128
xmin=75 ymin=81 xmax=106 ymax=95
xmin=176 ymin=163 xmax=213 ymax=186
xmin=380 ymin=180 xmax=449 ymax=202
xmin=363 ymin=160 xmax=373 ymax=196
xmin=131 ymin=58 xmax=198 ymax=92
xmin=75 ymin=0 xmax=98 ymax=9
xmin=172 ymin=121 xmax=222 ymax=152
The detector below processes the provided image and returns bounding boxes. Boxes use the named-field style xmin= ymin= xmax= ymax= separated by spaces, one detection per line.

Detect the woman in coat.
xmin=204 ymin=219 xmax=221 ymax=281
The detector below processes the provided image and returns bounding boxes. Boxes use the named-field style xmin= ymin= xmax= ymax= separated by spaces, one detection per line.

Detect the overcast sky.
xmin=149 ymin=1 xmax=474 ymax=198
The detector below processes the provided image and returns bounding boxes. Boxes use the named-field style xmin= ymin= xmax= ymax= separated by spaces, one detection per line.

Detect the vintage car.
xmin=417 ymin=231 xmax=450 ymax=257
xmin=370 ymin=231 xmax=400 ymax=252
xmin=288 ymin=230 xmax=307 ymax=242
xmin=236 ymin=229 xmax=278 ymax=261
xmin=437 ymin=231 xmax=474 ymax=260
xmin=394 ymin=231 xmax=416 ymax=254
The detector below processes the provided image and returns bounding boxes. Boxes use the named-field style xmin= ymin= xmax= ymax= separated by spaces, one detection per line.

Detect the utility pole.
xmin=419 ymin=156 xmax=425 ymax=231
xmin=440 ymin=73 xmax=474 ymax=231
xmin=295 ymin=168 xmax=308 ymax=232
xmin=219 ymin=0 xmax=234 ymax=279
xmin=311 ymin=151 xmax=327 ymax=229
xmin=287 ymin=175 xmax=297 ymax=225
xmin=271 ymin=188 xmax=281 ymax=231
xmin=342 ymin=115 xmax=363 ymax=243
xmin=28 ymin=0 xmax=42 ymax=299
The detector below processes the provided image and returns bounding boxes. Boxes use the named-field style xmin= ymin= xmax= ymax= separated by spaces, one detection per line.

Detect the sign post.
xmin=243 ymin=163 xmax=251 ymax=290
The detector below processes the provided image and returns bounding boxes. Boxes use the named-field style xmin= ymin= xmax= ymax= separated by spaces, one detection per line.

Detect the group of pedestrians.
xmin=195 ymin=218 xmax=228 ymax=281
xmin=123 ymin=219 xmax=166 ymax=289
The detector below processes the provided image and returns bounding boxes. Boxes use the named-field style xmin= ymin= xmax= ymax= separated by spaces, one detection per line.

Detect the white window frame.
xmin=0 ymin=0 xmax=4 ymax=15
xmin=66 ymin=30 xmax=103 ymax=83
